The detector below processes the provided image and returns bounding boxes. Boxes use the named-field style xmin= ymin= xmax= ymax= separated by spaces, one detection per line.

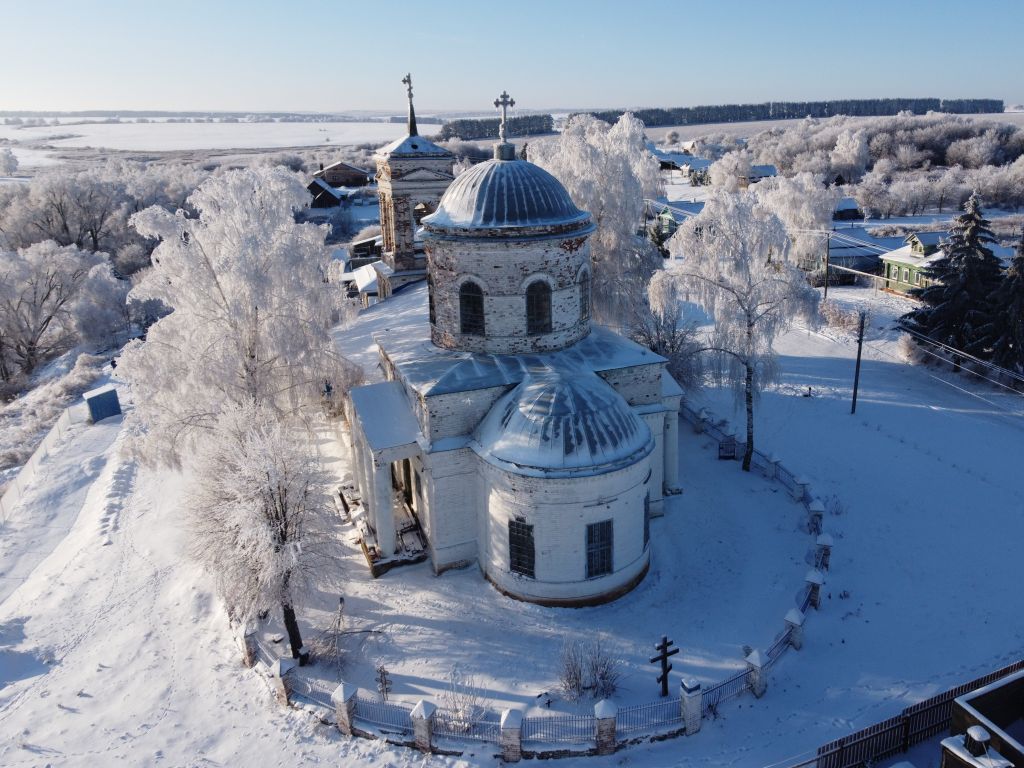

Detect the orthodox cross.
xmin=494 ymin=90 xmax=515 ymax=143
xmin=402 ymin=73 xmax=418 ymax=136
xmin=649 ymin=635 xmax=679 ymax=697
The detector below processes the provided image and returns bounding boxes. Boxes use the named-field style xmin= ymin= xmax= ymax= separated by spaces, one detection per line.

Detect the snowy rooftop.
xmin=349 ymin=381 xmax=420 ymax=453
xmin=473 ymin=369 xmax=653 ymax=477
xmin=375 ymin=132 xmax=451 ymax=159
xmin=422 ymin=159 xmax=593 ymax=234
xmin=353 ymin=262 xmax=381 ymax=293
xmin=835 ymin=196 xmax=860 ymax=212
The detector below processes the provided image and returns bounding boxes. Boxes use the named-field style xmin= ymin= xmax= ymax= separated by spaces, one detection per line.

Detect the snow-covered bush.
xmin=0 ymin=148 xmax=18 ymax=176
xmin=820 ymin=300 xmax=868 ymax=334
xmin=440 ymin=665 xmax=488 ymax=727
xmin=558 ymin=638 xmax=621 ymax=701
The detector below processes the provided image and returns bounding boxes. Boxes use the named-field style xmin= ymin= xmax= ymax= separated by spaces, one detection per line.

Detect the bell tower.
xmin=372 ymin=74 xmax=455 ymax=298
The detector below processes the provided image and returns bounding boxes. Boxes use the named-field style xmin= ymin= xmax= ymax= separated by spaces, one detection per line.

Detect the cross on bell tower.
xmin=493 ymin=90 xmax=516 ymax=161
xmin=402 ymin=72 xmax=418 ymax=136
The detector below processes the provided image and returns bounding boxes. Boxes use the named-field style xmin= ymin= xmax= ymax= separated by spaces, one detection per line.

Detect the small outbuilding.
xmin=82 ymin=385 xmax=122 ymax=423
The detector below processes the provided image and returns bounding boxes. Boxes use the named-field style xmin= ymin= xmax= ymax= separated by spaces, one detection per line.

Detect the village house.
xmin=313 ymin=160 xmax=370 ymax=188
xmin=833 ymin=196 xmax=864 ymax=221
xmin=881 ymin=232 xmax=946 ymax=294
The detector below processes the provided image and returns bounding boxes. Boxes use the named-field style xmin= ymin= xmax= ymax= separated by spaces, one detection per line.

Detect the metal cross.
xmin=650 ymin=635 xmax=680 ymax=698
xmin=494 ymin=90 xmax=515 ymax=143
xmin=402 ymin=73 xmax=413 ymax=102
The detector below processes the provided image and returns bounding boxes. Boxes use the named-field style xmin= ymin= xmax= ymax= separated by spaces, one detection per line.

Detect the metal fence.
xmin=289 ymin=675 xmax=336 ymax=709
xmin=617 ymin=698 xmax=682 ymax=735
xmin=701 ymin=668 xmax=749 ymax=717
xmin=432 ymin=709 xmax=502 ymax=743
xmin=354 ymin=695 xmax=414 ymax=735
xmin=522 ymin=713 xmax=595 ymax=744
xmin=766 ymin=626 xmax=794 ymax=664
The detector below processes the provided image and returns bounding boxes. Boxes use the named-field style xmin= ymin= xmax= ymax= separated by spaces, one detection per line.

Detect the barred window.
xmin=509 ymin=519 xmax=535 ymax=578
xmin=526 ymin=280 xmax=552 ymax=335
xmin=579 ymin=273 xmax=591 ymax=321
xmin=460 ymin=281 xmax=485 ymax=335
xmin=586 ymin=520 xmax=613 ymax=579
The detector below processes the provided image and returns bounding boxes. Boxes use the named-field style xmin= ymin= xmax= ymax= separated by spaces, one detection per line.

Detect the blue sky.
xmin=1 ymin=0 xmax=1020 ymax=113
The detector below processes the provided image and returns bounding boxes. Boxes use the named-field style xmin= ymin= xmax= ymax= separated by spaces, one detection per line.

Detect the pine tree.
xmin=902 ymin=194 xmax=1004 ymax=371
xmin=989 ymin=233 xmax=1024 ymax=376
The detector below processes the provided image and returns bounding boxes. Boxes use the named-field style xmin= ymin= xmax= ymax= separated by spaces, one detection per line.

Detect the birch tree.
xmin=188 ymin=402 xmax=328 ymax=664
xmin=117 ymin=167 xmax=362 ymax=466
xmin=529 ymin=113 xmax=662 ymax=327
xmin=666 ymin=191 xmax=818 ymax=470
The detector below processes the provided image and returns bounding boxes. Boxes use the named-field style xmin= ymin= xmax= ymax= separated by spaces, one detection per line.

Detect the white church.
xmin=345 ymin=83 xmax=682 ymax=607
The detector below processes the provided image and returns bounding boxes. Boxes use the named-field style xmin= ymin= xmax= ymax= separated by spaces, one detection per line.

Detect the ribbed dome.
xmin=422 ymin=159 xmax=592 ymax=233
xmin=474 ymin=369 xmax=653 ymax=477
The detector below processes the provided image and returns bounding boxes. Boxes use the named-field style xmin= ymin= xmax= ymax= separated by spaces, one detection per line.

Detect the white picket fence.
xmin=0 ymin=402 xmax=90 ymax=526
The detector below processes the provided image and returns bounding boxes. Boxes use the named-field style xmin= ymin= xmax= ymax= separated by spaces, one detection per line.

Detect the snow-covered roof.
xmin=376 ymin=133 xmax=452 ymax=159
xmin=353 ymin=262 xmax=381 ymax=293
xmin=349 ymin=380 xmax=421 ymax=454
xmin=323 ymin=160 xmax=368 ymax=174
xmin=910 ymin=231 xmax=944 ymax=247
xmin=750 ymin=164 xmax=777 ymax=178
xmin=835 ymin=197 xmax=860 ymax=212
xmin=422 ymin=159 xmax=593 ymax=235
xmin=473 ymin=369 xmax=653 ymax=478
xmin=881 ymin=244 xmax=939 ymax=268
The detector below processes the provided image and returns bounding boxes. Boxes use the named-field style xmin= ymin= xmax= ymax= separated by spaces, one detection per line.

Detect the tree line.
xmin=436 ymin=114 xmax=554 ymax=141
xmin=580 ymin=98 xmax=1004 ymax=128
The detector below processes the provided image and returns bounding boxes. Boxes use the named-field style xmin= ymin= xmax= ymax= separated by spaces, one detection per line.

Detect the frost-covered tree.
xmin=0 ymin=241 xmax=106 ymax=375
xmin=117 ymin=167 xmax=362 ymax=466
xmin=630 ymin=270 xmax=702 ymax=392
xmin=72 ymin=262 xmax=131 ymax=346
xmin=988 ymin=235 xmax=1024 ymax=376
xmin=188 ymin=403 xmax=328 ymax=664
xmin=829 ymin=129 xmax=869 ymax=182
xmin=903 ymin=194 xmax=1005 ymax=370
xmin=666 ymin=191 xmax=818 ymax=470
xmin=708 ymin=149 xmax=752 ymax=192
xmin=529 ymin=113 xmax=662 ymax=326
xmin=753 ymin=172 xmax=840 ymax=269
xmin=0 ymin=148 xmax=18 ymax=176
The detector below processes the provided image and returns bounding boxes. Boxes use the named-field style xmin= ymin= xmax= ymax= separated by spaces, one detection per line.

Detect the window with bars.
xmin=579 ymin=273 xmax=591 ymax=321
xmin=586 ymin=520 xmax=613 ymax=579
xmin=526 ymin=280 xmax=552 ymax=335
xmin=459 ymin=281 xmax=485 ymax=335
xmin=508 ymin=519 xmax=535 ymax=578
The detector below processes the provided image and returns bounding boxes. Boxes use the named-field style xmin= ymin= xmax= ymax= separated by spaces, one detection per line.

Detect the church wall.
xmin=423 ymin=386 xmax=509 ymax=442
xmin=638 ymin=410 xmax=666 ymax=517
xmin=422 ymin=446 xmax=479 ymax=571
xmin=596 ymin=364 xmax=663 ymax=406
xmin=478 ymin=456 xmax=652 ymax=604
xmin=426 ymin=236 xmax=591 ymax=354
xmin=376 ymin=153 xmax=454 ymax=274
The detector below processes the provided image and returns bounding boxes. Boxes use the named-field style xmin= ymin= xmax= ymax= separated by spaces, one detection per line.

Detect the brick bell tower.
xmin=372 ymin=74 xmax=455 ymax=299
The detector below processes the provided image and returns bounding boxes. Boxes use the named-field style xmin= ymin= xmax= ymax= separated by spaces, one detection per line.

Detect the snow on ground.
xmin=2 ymin=121 xmax=409 ymax=152
xmin=2 ymin=281 xmax=1022 ymax=768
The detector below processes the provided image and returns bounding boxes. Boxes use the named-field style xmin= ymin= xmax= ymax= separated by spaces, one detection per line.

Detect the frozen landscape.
xmin=3 ymin=3 xmax=1024 ymax=766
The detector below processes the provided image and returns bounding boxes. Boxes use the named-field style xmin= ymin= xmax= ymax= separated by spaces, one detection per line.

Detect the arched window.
xmin=459 ymin=281 xmax=485 ymax=335
xmin=579 ymin=272 xmax=591 ymax=321
xmin=526 ymin=281 xmax=552 ymax=335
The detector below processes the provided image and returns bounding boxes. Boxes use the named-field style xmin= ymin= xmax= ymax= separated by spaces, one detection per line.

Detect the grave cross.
xmin=649 ymin=635 xmax=679 ymax=698
xmin=494 ymin=90 xmax=515 ymax=143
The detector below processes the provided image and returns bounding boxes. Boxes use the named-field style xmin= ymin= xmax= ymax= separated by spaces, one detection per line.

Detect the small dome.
xmin=474 ymin=369 xmax=653 ymax=477
xmin=423 ymin=159 xmax=592 ymax=233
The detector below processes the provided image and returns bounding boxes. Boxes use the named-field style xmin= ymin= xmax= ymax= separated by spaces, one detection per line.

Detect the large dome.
xmin=422 ymin=159 xmax=592 ymax=234
xmin=474 ymin=369 xmax=653 ymax=477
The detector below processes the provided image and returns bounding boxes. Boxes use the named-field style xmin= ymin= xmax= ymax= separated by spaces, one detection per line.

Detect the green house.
xmin=880 ymin=232 xmax=945 ymax=295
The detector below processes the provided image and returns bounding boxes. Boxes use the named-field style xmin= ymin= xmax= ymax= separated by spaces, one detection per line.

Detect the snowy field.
xmin=0 ymin=121 xmax=408 ymax=151
xmin=2 ymin=287 xmax=1023 ymax=766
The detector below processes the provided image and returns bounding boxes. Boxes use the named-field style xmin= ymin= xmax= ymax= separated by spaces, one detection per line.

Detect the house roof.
xmin=750 ymin=164 xmax=777 ymax=177
xmin=353 ymin=262 xmax=382 ymax=293
xmin=835 ymin=197 xmax=860 ymax=212
xmin=909 ymin=231 xmax=945 ymax=247
xmin=322 ymin=160 xmax=368 ymax=174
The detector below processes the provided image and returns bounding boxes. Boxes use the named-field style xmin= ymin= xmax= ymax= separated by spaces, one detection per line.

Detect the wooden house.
xmin=314 ymin=160 xmax=370 ymax=188
xmin=880 ymin=232 xmax=946 ymax=294
xmin=833 ymin=197 xmax=864 ymax=221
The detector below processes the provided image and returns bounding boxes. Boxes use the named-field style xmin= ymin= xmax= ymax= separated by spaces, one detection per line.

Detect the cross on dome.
xmin=494 ymin=90 xmax=515 ymax=143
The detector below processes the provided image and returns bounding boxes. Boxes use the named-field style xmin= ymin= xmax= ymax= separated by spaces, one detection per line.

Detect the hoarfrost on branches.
xmin=117 ymin=167 xmax=362 ymax=466
xmin=529 ymin=113 xmax=663 ymax=325
xmin=666 ymin=190 xmax=818 ymax=470
xmin=187 ymin=402 xmax=330 ymax=663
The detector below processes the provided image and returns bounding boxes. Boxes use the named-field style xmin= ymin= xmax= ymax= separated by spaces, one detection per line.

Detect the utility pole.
xmin=851 ymin=311 xmax=866 ymax=414
xmin=823 ymin=233 xmax=831 ymax=301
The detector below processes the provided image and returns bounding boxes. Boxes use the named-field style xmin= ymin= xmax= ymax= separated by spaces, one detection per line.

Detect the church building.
xmin=346 ymin=91 xmax=682 ymax=607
